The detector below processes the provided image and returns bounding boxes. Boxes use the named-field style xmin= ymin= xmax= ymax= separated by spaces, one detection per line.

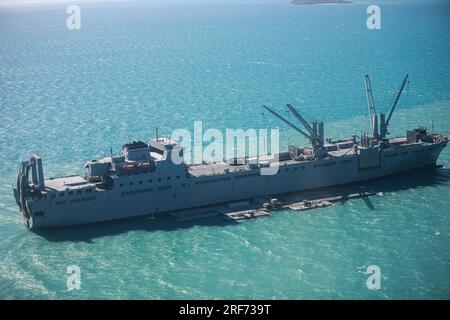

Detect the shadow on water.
xmin=35 ymin=166 xmax=450 ymax=243
xmin=358 ymin=165 xmax=450 ymax=194
xmin=361 ymin=196 xmax=375 ymax=211
xmin=35 ymin=214 xmax=236 ymax=243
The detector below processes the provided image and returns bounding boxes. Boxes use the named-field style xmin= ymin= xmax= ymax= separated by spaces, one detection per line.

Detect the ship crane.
xmin=364 ymin=74 xmax=379 ymax=139
xmin=363 ymin=74 xmax=409 ymax=140
xmin=263 ymin=104 xmax=325 ymax=153
xmin=384 ymin=74 xmax=409 ymax=137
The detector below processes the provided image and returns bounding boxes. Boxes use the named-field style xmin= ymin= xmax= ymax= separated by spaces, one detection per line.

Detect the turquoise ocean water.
xmin=1 ymin=2 xmax=450 ymax=299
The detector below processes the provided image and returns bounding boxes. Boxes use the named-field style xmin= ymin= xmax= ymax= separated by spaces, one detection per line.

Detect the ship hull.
xmin=20 ymin=140 xmax=447 ymax=229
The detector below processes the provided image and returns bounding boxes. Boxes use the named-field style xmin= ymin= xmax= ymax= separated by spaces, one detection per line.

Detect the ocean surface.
xmin=1 ymin=2 xmax=450 ymax=299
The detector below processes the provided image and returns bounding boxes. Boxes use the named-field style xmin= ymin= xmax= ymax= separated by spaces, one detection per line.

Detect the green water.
xmin=0 ymin=2 xmax=449 ymax=299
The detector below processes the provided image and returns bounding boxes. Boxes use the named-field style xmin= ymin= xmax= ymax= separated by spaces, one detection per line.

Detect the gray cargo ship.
xmin=13 ymin=75 xmax=449 ymax=229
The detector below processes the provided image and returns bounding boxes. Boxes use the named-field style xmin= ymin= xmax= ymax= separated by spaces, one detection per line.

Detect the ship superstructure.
xmin=13 ymin=75 xmax=449 ymax=229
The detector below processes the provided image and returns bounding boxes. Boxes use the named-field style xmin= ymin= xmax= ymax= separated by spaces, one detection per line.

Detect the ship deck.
xmin=327 ymin=147 xmax=357 ymax=157
xmin=188 ymin=162 xmax=253 ymax=177
xmin=45 ymin=176 xmax=92 ymax=191
xmin=187 ymin=146 xmax=358 ymax=177
xmin=43 ymin=137 xmax=411 ymax=186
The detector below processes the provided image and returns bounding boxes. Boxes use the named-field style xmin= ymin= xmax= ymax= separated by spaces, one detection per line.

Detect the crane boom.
xmin=286 ymin=104 xmax=313 ymax=134
xmin=385 ymin=74 xmax=409 ymax=128
xmin=364 ymin=74 xmax=377 ymax=128
xmin=262 ymin=105 xmax=312 ymax=141
xmin=364 ymin=74 xmax=382 ymax=138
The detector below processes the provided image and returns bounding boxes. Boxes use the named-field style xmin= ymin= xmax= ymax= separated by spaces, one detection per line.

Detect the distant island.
xmin=291 ymin=0 xmax=353 ymax=4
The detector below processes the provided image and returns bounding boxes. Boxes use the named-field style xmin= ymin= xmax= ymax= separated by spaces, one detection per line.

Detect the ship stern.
xmin=13 ymin=154 xmax=46 ymax=230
